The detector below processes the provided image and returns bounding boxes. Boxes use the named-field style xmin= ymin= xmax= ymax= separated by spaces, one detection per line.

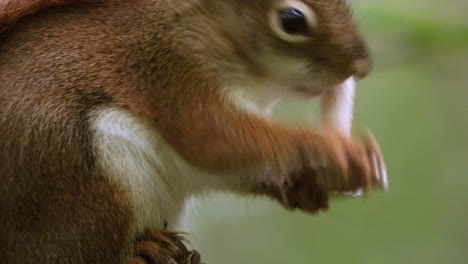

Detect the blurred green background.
xmin=188 ymin=0 xmax=468 ymax=263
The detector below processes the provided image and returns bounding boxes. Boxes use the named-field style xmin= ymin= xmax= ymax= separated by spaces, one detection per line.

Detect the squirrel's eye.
xmin=270 ymin=1 xmax=316 ymax=42
xmin=279 ymin=8 xmax=309 ymax=35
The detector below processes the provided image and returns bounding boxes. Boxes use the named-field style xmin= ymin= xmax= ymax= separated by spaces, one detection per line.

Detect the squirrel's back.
xmin=0 ymin=1 xmax=179 ymax=263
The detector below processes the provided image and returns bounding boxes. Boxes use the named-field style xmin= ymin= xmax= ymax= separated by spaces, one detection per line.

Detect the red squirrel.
xmin=0 ymin=0 xmax=387 ymax=263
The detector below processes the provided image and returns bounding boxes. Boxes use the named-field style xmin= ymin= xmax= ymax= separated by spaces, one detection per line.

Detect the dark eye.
xmin=270 ymin=1 xmax=316 ymax=42
xmin=279 ymin=8 xmax=309 ymax=35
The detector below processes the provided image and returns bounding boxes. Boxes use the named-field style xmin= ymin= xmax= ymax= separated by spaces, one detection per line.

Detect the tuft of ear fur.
xmin=0 ymin=0 xmax=104 ymax=33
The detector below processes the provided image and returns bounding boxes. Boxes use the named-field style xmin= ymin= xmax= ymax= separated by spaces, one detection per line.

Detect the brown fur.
xmin=0 ymin=0 xmax=103 ymax=33
xmin=0 ymin=0 xmax=383 ymax=263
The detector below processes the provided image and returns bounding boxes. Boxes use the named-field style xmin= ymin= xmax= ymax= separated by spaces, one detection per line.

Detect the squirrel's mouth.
xmin=293 ymin=86 xmax=328 ymax=98
xmin=292 ymin=74 xmax=350 ymax=99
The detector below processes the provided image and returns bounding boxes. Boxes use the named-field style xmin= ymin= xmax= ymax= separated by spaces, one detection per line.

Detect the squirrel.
xmin=0 ymin=0 xmax=387 ymax=263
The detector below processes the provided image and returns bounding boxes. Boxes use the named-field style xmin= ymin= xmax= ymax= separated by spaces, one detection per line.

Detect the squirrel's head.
xmin=175 ymin=0 xmax=370 ymax=103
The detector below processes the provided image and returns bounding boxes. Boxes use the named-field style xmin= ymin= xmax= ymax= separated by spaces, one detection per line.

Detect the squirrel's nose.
xmin=350 ymin=58 xmax=371 ymax=79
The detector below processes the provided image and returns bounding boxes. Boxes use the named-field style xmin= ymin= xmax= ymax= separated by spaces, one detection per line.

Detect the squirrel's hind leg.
xmin=130 ymin=229 xmax=202 ymax=264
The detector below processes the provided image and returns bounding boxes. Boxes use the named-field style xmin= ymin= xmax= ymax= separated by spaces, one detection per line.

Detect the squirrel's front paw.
xmin=306 ymin=130 xmax=387 ymax=194
xmin=254 ymin=165 xmax=330 ymax=213
xmin=256 ymin=129 xmax=387 ymax=214
xmin=131 ymin=229 xmax=202 ymax=264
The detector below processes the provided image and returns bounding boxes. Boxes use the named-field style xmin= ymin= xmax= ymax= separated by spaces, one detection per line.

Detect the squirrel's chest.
xmin=90 ymin=107 xmax=204 ymax=232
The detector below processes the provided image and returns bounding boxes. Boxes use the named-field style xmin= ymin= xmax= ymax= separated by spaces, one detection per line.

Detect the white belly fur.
xmin=90 ymin=107 xmax=210 ymax=234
